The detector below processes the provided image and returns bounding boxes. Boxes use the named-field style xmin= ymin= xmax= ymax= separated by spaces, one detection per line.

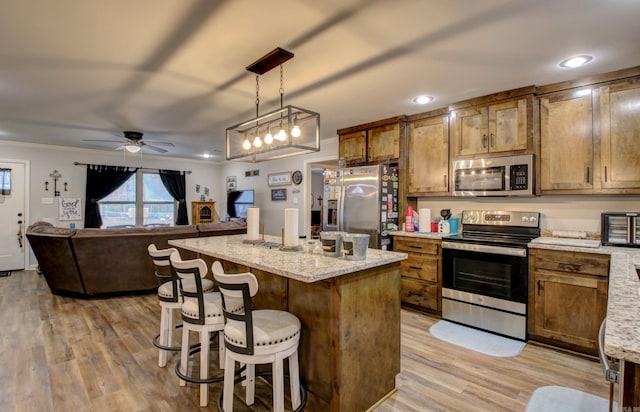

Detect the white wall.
xmin=219 ymin=137 xmax=338 ymax=238
xmin=0 ymin=140 xmax=222 ymax=228
xmin=417 ymin=195 xmax=640 ymax=234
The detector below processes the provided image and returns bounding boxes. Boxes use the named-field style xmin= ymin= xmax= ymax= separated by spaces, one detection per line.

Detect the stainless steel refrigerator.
xmin=322 ymin=165 xmax=399 ymax=250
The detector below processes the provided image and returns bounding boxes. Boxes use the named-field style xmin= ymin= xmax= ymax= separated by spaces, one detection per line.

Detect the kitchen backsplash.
xmin=416 ymin=195 xmax=640 ymax=234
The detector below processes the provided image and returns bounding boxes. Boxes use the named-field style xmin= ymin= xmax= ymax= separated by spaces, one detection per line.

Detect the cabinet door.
xmin=533 ymin=271 xmax=607 ymax=352
xmin=600 ymin=80 xmax=640 ymax=190
xmin=539 ymin=89 xmax=594 ymax=192
xmin=339 ymin=131 xmax=366 ymax=163
xmin=452 ymin=107 xmax=488 ymax=156
xmin=488 ymin=98 xmax=528 ymax=153
xmin=368 ymin=123 xmax=399 ymax=162
xmin=407 ymin=116 xmax=449 ymax=194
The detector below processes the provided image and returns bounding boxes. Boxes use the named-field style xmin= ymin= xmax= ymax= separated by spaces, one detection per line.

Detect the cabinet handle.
xmin=558 ymin=262 xmax=581 ymax=272
xmin=409 ymin=265 xmax=422 ymax=271
xmin=482 ymin=134 xmax=488 ymax=148
xmin=490 ymin=133 xmax=495 ymax=148
xmin=443 ymin=174 xmax=447 ymax=187
xmin=585 ymin=165 xmax=590 ymax=183
xmin=537 ymin=280 xmax=542 ymax=296
xmin=408 ymin=245 xmax=422 ymax=249
xmin=604 ymin=166 xmax=608 ymax=182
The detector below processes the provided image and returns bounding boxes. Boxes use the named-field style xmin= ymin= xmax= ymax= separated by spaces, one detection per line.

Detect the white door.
xmin=0 ymin=161 xmax=26 ymax=271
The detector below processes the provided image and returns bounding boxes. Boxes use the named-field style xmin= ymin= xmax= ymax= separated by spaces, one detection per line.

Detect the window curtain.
xmin=84 ymin=165 xmax=137 ymax=228
xmin=159 ymin=170 xmax=188 ymax=225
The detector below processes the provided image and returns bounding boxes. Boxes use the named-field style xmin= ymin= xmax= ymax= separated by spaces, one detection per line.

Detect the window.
xmin=0 ymin=168 xmax=11 ymax=195
xmin=99 ymin=171 xmax=176 ymax=228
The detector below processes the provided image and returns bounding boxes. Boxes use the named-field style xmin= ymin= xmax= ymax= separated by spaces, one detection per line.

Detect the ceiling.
xmin=1 ymin=0 xmax=639 ymax=160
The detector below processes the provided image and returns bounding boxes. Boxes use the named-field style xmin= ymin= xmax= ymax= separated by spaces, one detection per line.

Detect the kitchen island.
xmin=169 ymin=234 xmax=408 ymax=412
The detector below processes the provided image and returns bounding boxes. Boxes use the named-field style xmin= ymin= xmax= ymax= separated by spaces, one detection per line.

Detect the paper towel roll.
xmin=284 ymin=208 xmax=299 ymax=247
xmin=418 ymin=208 xmax=431 ymax=233
xmin=247 ymin=206 xmax=260 ymax=240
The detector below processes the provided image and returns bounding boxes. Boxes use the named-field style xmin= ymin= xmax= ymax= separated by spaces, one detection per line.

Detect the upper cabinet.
xmin=450 ymin=87 xmax=534 ymax=158
xmin=539 ymin=88 xmax=595 ymax=193
xmin=338 ymin=116 xmax=406 ymax=166
xmin=406 ymin=110 xmax=450 ymax=195
xmin=599 ymin=78 xmax=640 ymax=191
xmin=538 ymin=69 xmax=640 ymax=195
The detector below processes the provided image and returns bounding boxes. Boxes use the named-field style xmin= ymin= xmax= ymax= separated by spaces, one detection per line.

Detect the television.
xmin=227 ymin=190 xmax=255 ymax=220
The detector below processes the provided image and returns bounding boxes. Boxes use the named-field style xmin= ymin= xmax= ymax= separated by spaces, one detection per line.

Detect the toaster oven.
xmin=601 ymin=212 xmax=640 ymax=247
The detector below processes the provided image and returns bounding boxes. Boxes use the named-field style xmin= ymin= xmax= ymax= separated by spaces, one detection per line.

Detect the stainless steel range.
xmin=441 ymin=210 xmax=540 ymax=341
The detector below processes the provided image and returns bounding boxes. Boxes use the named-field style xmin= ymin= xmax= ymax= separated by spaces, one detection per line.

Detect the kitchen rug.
xmin=429 ymin=320 xmax=525 ymax=357
xmin=525 ymin=386 xmax=614 ymax=412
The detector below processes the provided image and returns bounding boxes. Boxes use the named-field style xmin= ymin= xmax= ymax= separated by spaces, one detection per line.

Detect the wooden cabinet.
xmin=538 ymin=70 xmax=640 ymax=194
xmin=451 ymin=91 xmax=533 ymax=158
xmin=337 ymin=116 xmax=406 ymax=166
xmin=539 ymin=88 xmax=595 ymax=192
xmin=528 ymin=248 xmax=610 ymax=356
xmin=599 ymin=78 xmax=640 ymax=190
xmin=406 ymin=111 xmax=450 ymax=195
xmin=191 ymin=201 xmax=215 ymax=224
xmin=394 ymin=236 xmax=441 ymax=314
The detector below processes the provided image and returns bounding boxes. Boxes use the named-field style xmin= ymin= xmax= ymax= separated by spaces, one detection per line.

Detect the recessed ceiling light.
xmin=559 ymin=55 xmax=593 ymax=68
xmin=202 ymin=153 xmax=213 ymax=159
xmin=412 ymin=95 xmax=434 ymax=105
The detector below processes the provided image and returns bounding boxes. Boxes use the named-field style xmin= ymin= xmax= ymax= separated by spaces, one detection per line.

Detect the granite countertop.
xmin=169 ymin=234 xmax=407 ymax=283
xmin=390 ymin=230 xmax=451 ymax=239
xmin=604 ymin=250 xmax=640 ymax=363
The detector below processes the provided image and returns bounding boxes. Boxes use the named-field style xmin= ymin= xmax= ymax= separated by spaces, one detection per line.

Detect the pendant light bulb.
xmin=291 ymin=124 xmax=301 ymax=138
xmin=242 ymin=138 xmax=252 ymax=150
xmin=277 ymin=129 xmax=287 ymax=141
xmin=253 ymin=135 xmax=262 ymax=148
xmin=264 ymin=130 xmax=273 ymax=144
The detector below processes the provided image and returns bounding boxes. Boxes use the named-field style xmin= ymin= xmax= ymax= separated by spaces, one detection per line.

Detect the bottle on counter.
xmin=405 ymin=206 xmax=415 ymax=232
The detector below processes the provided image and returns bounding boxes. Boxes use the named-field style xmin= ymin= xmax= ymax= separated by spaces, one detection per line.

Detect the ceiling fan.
xmin=83 ymin=131 xmax=175 ymax=153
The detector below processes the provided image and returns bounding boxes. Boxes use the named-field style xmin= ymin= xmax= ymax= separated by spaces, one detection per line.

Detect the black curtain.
xmin=159 ymin=170 xmax=188 ymax=225
xmin=84 ymin=165 xmax=137 ymax=228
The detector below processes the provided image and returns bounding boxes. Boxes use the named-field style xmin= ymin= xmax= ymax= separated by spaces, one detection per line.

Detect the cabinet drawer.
xmin=400 ymin=255 xmax=438 ymax=282
xmin=401 ymin=278 xmax=439 ymax=311
xmin=531 ymin=249 xmax=610 ymax=277
xmin=394 ymin=237 xmax=439 ymax=255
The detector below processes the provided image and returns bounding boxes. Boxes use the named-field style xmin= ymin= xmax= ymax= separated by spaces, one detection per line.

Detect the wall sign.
xmin=271 ymin=188 xmax=287 ymax=201
xmin=59 ymin=197 xmax=82 ymax=221
xmin=268 ymin=171 xmax=291 ymax=187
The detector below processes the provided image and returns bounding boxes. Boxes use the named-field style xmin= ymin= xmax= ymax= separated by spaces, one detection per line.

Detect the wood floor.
xmin=0 ymin=270 xmax=609 ymax=411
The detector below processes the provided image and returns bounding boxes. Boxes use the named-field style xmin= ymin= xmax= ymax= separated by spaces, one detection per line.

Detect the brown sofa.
xmin=26 ymin=221 xmax=246 ymax=297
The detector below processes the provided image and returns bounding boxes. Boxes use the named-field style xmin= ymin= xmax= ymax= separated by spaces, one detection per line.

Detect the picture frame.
xmin=271 ymin=188 xmax=287 ymax=201
xmin=268 ymin=171 xmax=292 ymax=187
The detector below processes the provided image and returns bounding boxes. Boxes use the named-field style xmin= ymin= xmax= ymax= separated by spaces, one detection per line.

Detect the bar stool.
xmin=169 ymin=251 xmax=242 ymax=407
xmin=148 ymin=244 xmax=214 ymax=367
xmin=598 ymin=318 xmax=619 ymax=412
xmin=212 ymin=261 xmax=302 ymax=412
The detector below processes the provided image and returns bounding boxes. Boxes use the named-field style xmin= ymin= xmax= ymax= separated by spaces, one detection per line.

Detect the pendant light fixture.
xmin=226 ymin=47 xmax=320 ymax=162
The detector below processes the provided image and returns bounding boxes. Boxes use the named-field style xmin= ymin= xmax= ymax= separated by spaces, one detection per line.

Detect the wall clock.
xmin=292 ymin=170 xmax=303 ymax=185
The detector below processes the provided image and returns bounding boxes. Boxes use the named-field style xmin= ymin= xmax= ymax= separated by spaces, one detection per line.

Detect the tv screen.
xmin=227 ymin=190 xmax=255 ymax=219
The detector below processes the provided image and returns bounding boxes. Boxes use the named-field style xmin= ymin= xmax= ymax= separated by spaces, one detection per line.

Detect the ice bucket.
xmin=320 ymin=231 xmax=345 ymax=257
xmin=341 ymin=233 xmax=370 ymax=261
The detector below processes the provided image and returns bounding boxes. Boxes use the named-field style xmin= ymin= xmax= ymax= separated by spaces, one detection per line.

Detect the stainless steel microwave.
xmin=601 ymin=212 xmax=640 ymax=247
xmin=452 ymin=154 xmax=534 ymax=197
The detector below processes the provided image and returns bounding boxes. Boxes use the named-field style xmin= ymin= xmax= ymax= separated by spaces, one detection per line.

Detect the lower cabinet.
xmin=528 ymin=248 xmax=610 ymax=356
xmin=394 ymin=236 xmax=441 ymax=314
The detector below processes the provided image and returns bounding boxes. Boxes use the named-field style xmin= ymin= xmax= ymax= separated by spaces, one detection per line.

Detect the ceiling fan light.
xmin=125 ymin=143 xmax=141 ymax=153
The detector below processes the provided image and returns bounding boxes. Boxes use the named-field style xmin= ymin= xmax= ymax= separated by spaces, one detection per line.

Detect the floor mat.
xmin=525 ymin=385 xmax=613 ymax=412
xmin=429 ymin=320 xmax=525 ymax=357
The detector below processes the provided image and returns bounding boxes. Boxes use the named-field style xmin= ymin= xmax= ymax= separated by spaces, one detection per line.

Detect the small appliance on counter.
xmin=601 ymin=212 xmax=640 ymax=247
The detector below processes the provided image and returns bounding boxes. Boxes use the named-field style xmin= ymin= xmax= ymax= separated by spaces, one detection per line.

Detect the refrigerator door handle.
xmin=338 ymin=179 xmax=345 ymax=231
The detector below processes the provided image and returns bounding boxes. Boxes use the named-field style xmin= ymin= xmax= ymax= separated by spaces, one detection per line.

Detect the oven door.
xmin=441 ymin=241 xmax=528 ymax=340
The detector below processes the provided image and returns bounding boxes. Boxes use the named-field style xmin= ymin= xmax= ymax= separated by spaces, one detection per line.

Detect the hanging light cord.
xmin=255 ymin=74 xmax=260 ymax=118
xmin=279 ymin=64 xmax=284 ymax=108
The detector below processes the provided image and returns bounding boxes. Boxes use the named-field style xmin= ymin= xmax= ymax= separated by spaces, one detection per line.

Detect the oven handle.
xmin=442 ymin=241 xmax=527 ymax=257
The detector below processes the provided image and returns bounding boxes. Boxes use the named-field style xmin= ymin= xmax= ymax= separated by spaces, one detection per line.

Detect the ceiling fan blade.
xmin=83 ymin=139 xmax=128 ymax=143
xmin=145 ymin=141 xmax=175 ymax=147
xmin=142 ymin=144 xmax=168 ymax=154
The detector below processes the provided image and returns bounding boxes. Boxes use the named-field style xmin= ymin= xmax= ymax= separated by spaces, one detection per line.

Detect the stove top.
xmin=444 ymin=210 xmax=541 ymax=248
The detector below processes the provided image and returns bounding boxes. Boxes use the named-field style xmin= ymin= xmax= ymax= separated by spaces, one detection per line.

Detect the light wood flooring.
xmin=0 ymin=270 xmax=609 ymax=411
